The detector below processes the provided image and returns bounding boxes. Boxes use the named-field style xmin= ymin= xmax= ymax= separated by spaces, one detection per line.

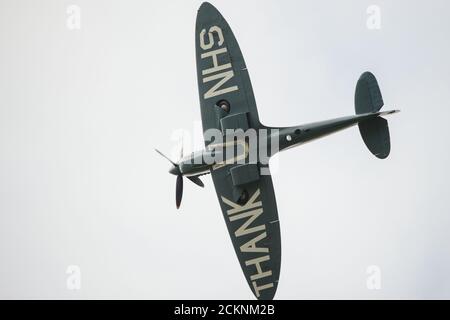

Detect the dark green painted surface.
xmin=195 ymin=2 xmax=280 ymax=300
xmin=166 ymin=2 xmax=401 ymax=299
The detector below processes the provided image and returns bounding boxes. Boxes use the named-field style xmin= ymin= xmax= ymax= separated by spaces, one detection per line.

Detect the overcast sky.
xmin=1 ymin=0 xmax=449 ymax=299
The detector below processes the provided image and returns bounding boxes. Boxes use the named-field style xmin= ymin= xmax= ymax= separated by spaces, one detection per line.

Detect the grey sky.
xmin=0 ymin=0 xmax=449 ymax=299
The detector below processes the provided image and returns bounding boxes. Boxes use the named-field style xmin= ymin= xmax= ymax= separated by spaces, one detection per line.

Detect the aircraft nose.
xmin=169 ymin=165 xmax=180 ymax=176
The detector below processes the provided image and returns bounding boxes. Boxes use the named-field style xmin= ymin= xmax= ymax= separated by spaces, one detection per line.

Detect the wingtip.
xmin=199 ymin=2 xmax=214 ymax=9
xmin=198 ymin=1 xmax=220 ymax=15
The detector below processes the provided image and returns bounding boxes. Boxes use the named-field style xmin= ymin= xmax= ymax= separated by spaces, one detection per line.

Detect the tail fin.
xmin=355 ymin=72 xmax=395 ymax=159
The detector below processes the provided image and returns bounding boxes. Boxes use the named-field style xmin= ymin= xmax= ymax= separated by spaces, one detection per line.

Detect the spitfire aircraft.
xmin=156 ymin=2 xmax=399 ymax=300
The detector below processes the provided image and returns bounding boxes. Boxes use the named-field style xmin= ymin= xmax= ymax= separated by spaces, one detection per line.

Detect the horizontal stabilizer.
xmin=359 ymin=117 xmax=390 ymax=159
xmin=355 ymin=72 xmax=396 ymax=159
xmin=355 ymin=71 xmax=384 ymax=114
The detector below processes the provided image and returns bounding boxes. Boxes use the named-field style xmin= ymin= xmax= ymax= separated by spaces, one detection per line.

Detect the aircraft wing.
xmin=209 ymin=164 xmax=281 ymax=300
xmin=195 ymin=2 xmax=261 ymax=135
xmin=195 ymin=3 xmax=281 ymax=300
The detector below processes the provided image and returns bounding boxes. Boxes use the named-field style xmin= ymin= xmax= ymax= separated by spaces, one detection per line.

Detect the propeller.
xmin=176 ymin=174 xmax=183 ymax=209
xmin=155 ymin=149 xmax=176 ymax=166
xmin=155 ymin=146 xmax=204 ymax=209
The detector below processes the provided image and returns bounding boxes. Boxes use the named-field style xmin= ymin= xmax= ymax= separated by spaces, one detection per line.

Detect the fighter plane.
xmin=156 ymin=2 xmax=399 ymax=300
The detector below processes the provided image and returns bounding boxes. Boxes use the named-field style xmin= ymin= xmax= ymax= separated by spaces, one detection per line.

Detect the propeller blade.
xmin=176 ymin=175 xmax=183 ymax=209
xmin=155 ymin=149 xmax=176 ymax=166
xmin=187 ymin=176 xmax=204 ymax=188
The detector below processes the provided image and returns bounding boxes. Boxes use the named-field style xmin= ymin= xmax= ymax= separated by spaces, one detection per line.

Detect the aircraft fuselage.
xmin=172 ymin=110 xmax=397 ymax=178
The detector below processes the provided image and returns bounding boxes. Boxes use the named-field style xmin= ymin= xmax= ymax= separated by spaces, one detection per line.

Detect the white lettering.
xmin=203 ymin=70 xmax=238 ymax=99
